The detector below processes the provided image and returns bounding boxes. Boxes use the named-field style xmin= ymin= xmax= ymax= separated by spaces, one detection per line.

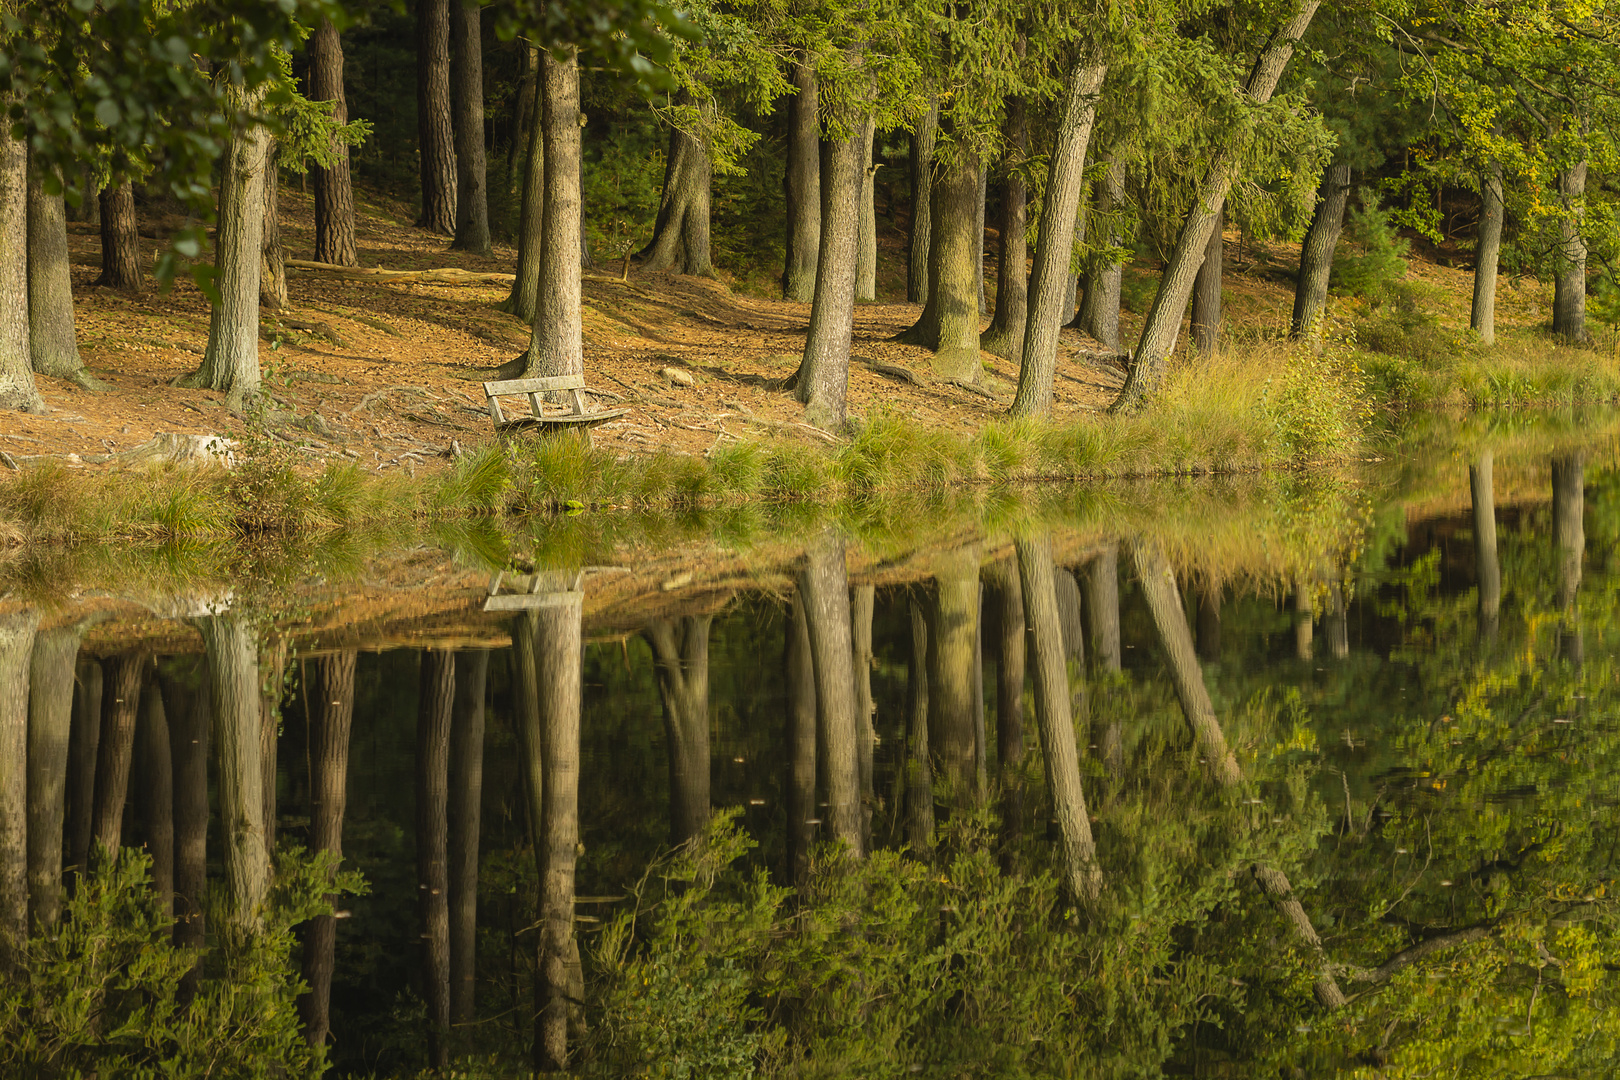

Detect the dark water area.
xmin=2 ymin=433 xmax=1619 ymax=1077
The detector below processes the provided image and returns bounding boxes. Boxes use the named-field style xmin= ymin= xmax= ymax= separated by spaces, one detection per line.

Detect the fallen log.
xmin=286 ymin=259 xmax=516 ymax=286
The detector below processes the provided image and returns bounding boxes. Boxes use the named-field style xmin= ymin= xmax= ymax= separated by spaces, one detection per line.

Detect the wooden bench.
xmin=483 ymin=374 xmax=628 ymax=438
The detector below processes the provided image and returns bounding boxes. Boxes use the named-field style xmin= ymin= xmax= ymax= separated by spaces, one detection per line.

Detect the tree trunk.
xmin=96 ymin=179 xmax=144 ymax=292
xmin=533 ymin=595 xmax=582 ymax=1073
xmin=300 ymin=650 xmax=355 ymax=1049
xmin=27 ymin=624 xmax=81 ymax=928
xmin=785 ymin=595 xmax=818 ymax=887
xmin=1112 ymin=0 xmax=1321 ymax=410
xmin=1 ymin=110 xmax=43 ymax=413
xmin=1325 ymin=583 xmax=1349 ymax=661
xmin=449 ymin=650 xmax=488 ymax=1026
xmin=1293 ymin=580 xmax=1314 ymax=661
xmin=511 ymin=50 xmax=583 ymax=382
xmin=640 ymin=106 xmax=712 ymax=276
xmin=1083 ymin=545 xmax=1122 ymax=674
xmin=260 ymin=147 xmax=288 ymax=311
xmin=798 ymin=530 xmax=862 ymax=856
xmin=66 ymin=660 xmax=102 ymax=880
xmin=450 ymin=0 xmax=491 ymax=255
xmin=899 ymin=143 xmax=984 ymax=381
xmin=782 ymin=59 xmax=821 ymax=302
xmin=416 ymin=0 xmax=457 ymax=234
xmin=504 ymin=45 xmax=536 ymax=193
xmin=856 ymin=118 xmax=877 ymax=302
xmin=1196 ymin=581 xmax=1222 ymax=661
xmin=501 ymin=52 xmax=544 ymax=324
xmin=1009 ymin=54 xmax=1108 ymax=417
xmin=794 ymin=123 xmax=864 ymax=430
xmin=1471 ymin=160 xmax=1503 ymax=345
xmin=902 ymin=600 xmax=934 ymax=855
xmin=1553 ymin=454 xmax=1584 ymax=665
xmin=924 ymin=547 xmax=982 ymax=805
xmin=1015 ymin=536 xmax=1101 ymax=903
xmin=980 ymin=84 xmax=1028 ymax=360
xmin=1251 ymin=864 xmax=1348 ymax=1008
xmin=28 ymin=162 xmax=99 ymax=386
xmin=1131 ymin=541 xmax=1243 ymax=786
xmin=91 ymin=653 xmax=147 ymax=862
xmin=259 ymin=635 xmax=285 ymax=858
xmin=197 ymin=616 xmax=268 ymax=933
xmin=1189 ymin=207 xmax=1222 ymax=356
xmin=309 ymin=19 xmax=359 ymax=267
xmin=0 ymin=611 xmax=38 ymax=973
xmin=1289 ymin=160 xmax=1351 ymax=346
xmin=850 ymin=585 xmax=876 ymax=846
xmin=1552 ymin=159 xmax=1587 ymax=343
xmin=134 ymin=677 xmax=174 ymax=920
xmin=644 ymin=618 xmax=712 ymax=846
xmin=984 ymin=559 xmax=1025 ymax=850
xmin=158 ymin=659 xmax=209 ymax=992
xmin=1075 ymin=154 xmax=1125 ymax=349
xmin=907 ymin=101 xmax=937 ymax=304
xmin=509 ymin=613 xmax=546 ymax=886
xmin=1471 ymin=450 xmax=1500 ymax=648
xmin=417 ymin=650 xmax=454 ymax=1071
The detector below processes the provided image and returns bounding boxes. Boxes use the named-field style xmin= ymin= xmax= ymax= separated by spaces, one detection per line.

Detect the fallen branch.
xmin=287 ymin=259 xmax=515 ymax=286
xmin=860 ymin=360 xmax=923 ymax=385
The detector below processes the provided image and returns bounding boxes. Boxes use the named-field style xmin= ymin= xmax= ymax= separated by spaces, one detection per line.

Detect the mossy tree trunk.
xmin=300 ymin=650 xmax=355 ymax=1049
xmin=923 ymin=547 xmax=981 ymax=805
xmin=449 ymin=650 xmax=488 ymax=1026
xmin=96 ymin=179 xmax=144 ymax=292
xmin=417 ymin=650 xmax=454 ymax=1072
xmin=1552 ymin=159 xmax=1588 ymax=343
xmin=907 ymin=100 xmax=937 ymax=303
xmin=0 ymin=611 xmax=39 ymax=973
xmin=794 ymin=121 xmax=864 ymax=430
xmin=501 ymin=52 xmax=544 ymax=323
xmin=27 ymin=623 xmax=82 ymax=929
xmin=28 ymin=161 xmax=101 ymax=387
xmin=785 ymin=595 xmax=818 ymax=887
xmin=415 ymin=0 xmax=457 ymax=234
xmin=1289 ymin=160 xmax=1351 ymax=346
xmin=0 ymin=108 xmax=44 ymax=414
xmin=450 ymin=0 xmax=491 ymax=256
xmin=640 ymin=102 xmax=713 ymax=276
xmin=1189 ymin=207 xmax=1222 ymax=356
xmin=1471 ymin=450 xmax=1500 ymax=648
xmin=1075 ymin=154 xmax=1124 ymax=349
xmin=980 ymin=77 xmax=1028 ymax=361
xmin=899 ymin=139 xmax=984 ymax=382
xmin=798 ymin=531 xmax=863 ymax=856
xmin=782 ymin=59 xmax=821 ymax=302
xmin=644 ymin=617 xmax=713 ymax=846
xmin=91 ymin=652 xmax=148 ymax=862
xmin=309 ymin=19 xmax=359 ymax=267
xmin=1471 ymin=160 xmax=1504 ymax=345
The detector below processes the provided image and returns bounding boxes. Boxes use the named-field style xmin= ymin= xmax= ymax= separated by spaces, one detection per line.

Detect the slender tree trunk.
xmin=1196 ymin=581 xmax=1222 ymax=661
xmin=96 ymin=179 xmax=144 ymax=293
xmin=309 ymin=19 xmax=359 ymax=266
xmin=644 ymin=618 xmax=713 ymax=846
xmin=28 ymin=162 xmax=99 ymax=387
xmin=416 ymin=0 xmax=457 ymax=234
xmin=640 ymin=104 xmax=713 ymax=276
xmin=509 ymin=613 xmax=546 ymax=888
xmin=794 ymin=122 xmax=864 ymax=430
xmin=1293 ymin=580 xmax=1314 ymax=661
xmin=899 ymin=143 xmax=984 ymax=381
xmin=782 ymin=59 xmax=821 ymax=302
xmin=27 ymin=624 xmax=81 ymax=928
xmin=533 ymin=594 xmax=582 ymax=1073
xmin=1083 ymin=545 xmax=1121 ymax=674
xmin=300 ymin=650 xmax=355 ymax=1048
xmin=259 ymin=635 xmax=285 ymax=859
xmin=1190 ymin=207 xmax=1222 ymax=356
xmin=903 ymin=600 xmax=934 ymax=855
xmin=1471 ymin=450 xmax=1500 ymax=648
xmin=1289 ymin=160 xmax=1351 ymax=346
xmin=798 ymin=531 xmax=863 ymax=856
xmin=1131 ymin=541 xmax=1243 ymax=786
xmin=907 ymin=101 xmax=937 ymax=304
xmin=851 ymin=585 xmax=876 ymax=845
xmin=1252 ymin=864 xmax=1348 ymax=1008
xmin=197 ymin=615 xmax=269 ymax=933
xmin=1055 ymin=568 xmax=1085 ymax=661
xmin=417 ymin=651 xmax=455 ymax=1070
xmin=1471 ymin=160 xmax=1503 ymax=345
xmin=1326 ymin=583 xmax=1349 ymax=661
xmin=1 ymin=109 xmax=43 ymax=413
xmin=1553 ymin=454 xmax=1584 ymax=665
xmin=1009 ymin=54 xmax=1108 ymax=417
xmin=511 ymin=50 xmax=583 ymax=382
xmin=1075 ymin=154 xmax=1125 ymax=349
xmin=66 ymin=660 xmax=102 ymax=880
xmin=1015 ymin=536 xmax=1101 ymax=902
xmin=924 ymin=548 xmax=982 ymax=804
xmin=449 ymin=650 xmax=488 ymax=1026
xmin=504 ymin=45 xmax=536 ymax=193
xmin=1112 ymin=0 xmax=1321 ymax=410
xmin=856 ymin=118 xmax=878 ymax=302
xmin=501 ymin=53 xmax=544 ymax=323
xmin=984 ymin=560 xmax=1025 ymax=849
xmin=91 ymin=653 xmax=147 ymax=862
xmin=135 ymin=677 xmax=174 ymax=920
xmin=1552 ymin=159 xmax=1588 ymax=343
xmin=981 ymin=81 xmax=1029 ymax=360
xmin=785 ymin=595 xmax=818 ymax=886
xmin=158 ymin=659 xmax=209 ymax=990
xmin=260 ymin=147 xmax=288 ymax=310
xmin=0 ymin=612 xmax=38 ymax=973
xmin=450 ymin=0 xmax=492 ymax=255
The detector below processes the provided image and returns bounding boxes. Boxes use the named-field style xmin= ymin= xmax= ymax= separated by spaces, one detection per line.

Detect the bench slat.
xmin=484 ymin=375 xmax=585 ymax=396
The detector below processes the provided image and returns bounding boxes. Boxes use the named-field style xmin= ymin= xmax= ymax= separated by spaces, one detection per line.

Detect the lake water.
xmin=2 ymin=418 xmax=1617 ymax=1077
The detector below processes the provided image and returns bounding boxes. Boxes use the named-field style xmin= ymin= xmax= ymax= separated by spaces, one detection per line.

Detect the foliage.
xmin=1331 ymin=192 xmax=1412 ymax=302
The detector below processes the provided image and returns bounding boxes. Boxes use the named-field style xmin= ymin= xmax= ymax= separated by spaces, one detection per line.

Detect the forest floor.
xmin=3 ymin=183 xmax=1562 ymax=476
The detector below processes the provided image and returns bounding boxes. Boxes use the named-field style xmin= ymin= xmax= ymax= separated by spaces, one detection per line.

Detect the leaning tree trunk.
xmin=785 ymin=595 xmax=818 ymax=887
xmin=448 ymin=650 xmax=488 ymax=1027
xmin=980 ymin=78 xmax=1029 ymax=361
xmin=856 ymin=118 xmax=878 ymax=302
xmin=196 ymin=615 xmax=269 ymax=934
xmin=501 ymin=53 xmax=544 ymax=324
xmin=794 ymin=120 xmax=865 ymax=430
xmin=1015 ymin=537 xmax=1101 ymax=903
xmin=0 ymin=611 xmax=39 ymax=973
xmin=798 ymin=530 xmax=863 ymax=856
xmin=28 ymin=162 xmax=100 ymax=387
xmin=65 ymin=661 xmax=102 ymax=881
xmin=309 ymin=19 xmax=359 ymax=266
xmin=1190 ymin=207 xmax=1223 ymax=356
xmin=1009 ymin=53 xmax=1109 ymax=418
xmin=300 ymin=650 xmax=355 ymax=1049
xmin=984 ymin=559 xmax=1025 ymax=853
xmin=1075 ymin=153 xmax=1125 ymax=349
xmin=1112 ymin=0 xmax=1321 ymax=411
xmin=902 ymin=600 xmax=935 ymax=855
xmin=1552 ymin=159 xmax=1588 ymax=344
xmin=923 ymin=547 xmax=982 ymax=805
xmin=644 ymin=618 xmax=712 ymax=847
xmin=907 ymin=100 xmax=938 ymax=304
xmin=1471 ymin=160 xmax=1504 ymax=345
xmin=782 ymin=59 xmax=821 ymax=302
xmin=96 ymin=178 xmax=144 ymax=292
xmin=158 ymin=660 xmax=209 ymax=993
xmin=417 ymin=651 xmax=455 ymax=1072
xmin=260 ymin=145 xmax=288 ymax=311
xmin=178 ymin=85 xmax=270 ymax=409
xmin=450 ymin=0 xmax=491 ymax=256
xmin=1471 ymin=450 xmax=1501 ymax=648
xmin=134 ymin=677 xmax=174 ymax=920
xmin=91 ymin=653 xmax=148 ymax=863
xmin=1290 ymin=160 xmax=1351 ymax=345
xmin=1 ymin=109 xmax=43 ymax=413
xmin=416 ymin=0 xmax=457 ymax=234
xmin=639 ymin=103 xmax=713 ymax=276
xmin=899 ymin=141 xmax=984 ymax=382
xmin=27 ymin=623 xmax=82 ymax=929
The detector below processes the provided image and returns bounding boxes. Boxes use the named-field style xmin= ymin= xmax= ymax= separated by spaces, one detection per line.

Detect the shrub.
xmin=1331 ymin=192 xmax=1410 ymax=302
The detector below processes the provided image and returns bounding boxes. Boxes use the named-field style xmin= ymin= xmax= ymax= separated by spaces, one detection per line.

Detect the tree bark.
xmin=1251 ymin=864 xmax=1347 ymax=1008
xmin=450 ymin=0 xmax=492 ymax=255
xmin=980 ymin=84 xmax=1029 ymax=360
xmin=1471 ymin=160 xmax=1503 ymax=345
xmin=1083 ymin=545 xmax=1122 ymax=674
xmin=1015 ymin=536 xmax=1101 ymax=902
xmin=782 ymin=59 xmax=821 ymax=302
xmin=1552 ymin=159 xmax=1587 ymax=343
xmin=1112 ymin=0 xmax=1321 ymax=410
xmin=899 ymin=142 xmax=984 ymax=381
xmin=785 ymin=594 xmax=818 ymax=886
xmin=0 ymin=611 xmax=38 ymax=973
xmin=309 ymin=19 xmax=359 ymax=267
xmin=417 ymin=650 xmax=454 ymax=1070
xmin=640 ymin=104 xmax=713 ymax=276
xmin=794 ymin=123 xmax=864 ymax=430
xmin=1190 ymin=207 xmax=1222 ymax=356
xmin=260 ymin=146 xmax=288 ymax=311
xmin=924 ymin=547 xmax=982 ymax=804
xmin=1289 ymin=160 xmax=1351 ymax=346
xmin=644 ymin=618 xmax=712 ymax=846
xmin=1 ymin=109 xmax=43 ymax=413
xmin=984 ymin=559 xmax=1025 ymax=849
xmin=1009 ymin=54 xmax=1108 ymax=417
xmin=66 ymin=660 xmax=102 ymax=880
xmin=96 ymin=179 xmax=144 ymax=293
xmin=851 ymin=585 xmax=876 ymax=845
xmin=902 ymin=600 xmax=934 ymax=855
xmin=158 ymin=659 xmax=209 ymax=985
xmin=91 ymin=653 xmax=148 ymax=862
xmin=1553 ymin=454 xmax=1584 ymax=665
xmin=28 ymin=162 xmax=99 ymax=386
xmin=501 ymin=51 xmax=544 ymax=324
xmin=856 ymin=118 xmax=877 ymax=302
xmin=1075 ymin=154 xmax=1125 ymax=350
xmin=449 ymin=649 xmax=487 ymax=1026
xmin=974 ymin=166 xmax=988 ymax=314
xmin=504 ymin=45 xmax=536 ymax=193
xmin=533 ymin=594 xmax=582 ymax=1073
xmin=416 ymin=0 xmax=457 ymax=234
xmin=1131 ymin=541 xmax=1243 ymax=786
xmin=197 ymin=616 xmax=268 ymax=934
xmin=798 ymin=530 xmax=863 ymax=856
xmin=134 ymin=677 xmax=174 ymax=920
xmin=300 ymin=650 xmax=355 ymax=1049
xmin=907 ymin=101 xmax=937 ymax=304
xmin=27 ymin=624 xmax=81 ymax=928
xmin=511 ymin=50 xmax=583 ymax=382
xmin=1470 ymin=450 xmax=1500 ymax=648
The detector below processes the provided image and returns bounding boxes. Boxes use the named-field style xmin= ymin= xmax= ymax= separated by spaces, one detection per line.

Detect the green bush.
xmin=1331 ymin=193 xmax=1410 ymax=302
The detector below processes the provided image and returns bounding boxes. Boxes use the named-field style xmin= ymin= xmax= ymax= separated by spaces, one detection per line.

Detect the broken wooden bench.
xmin=482 ymin=374 xmax=628 ymax=439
